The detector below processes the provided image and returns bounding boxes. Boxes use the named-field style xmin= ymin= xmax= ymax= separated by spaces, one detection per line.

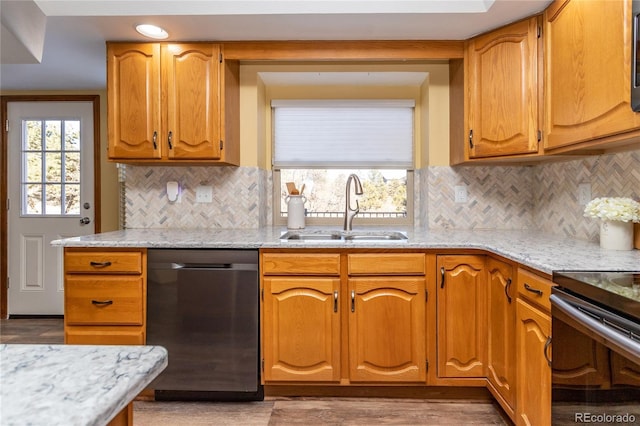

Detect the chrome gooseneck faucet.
xmin=343 ymin=173 xmax=364 ymax=231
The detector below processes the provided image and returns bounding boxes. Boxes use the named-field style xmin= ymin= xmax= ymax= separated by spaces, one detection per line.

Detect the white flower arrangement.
xmin=583 ymin=197 xmax=640 ymax=223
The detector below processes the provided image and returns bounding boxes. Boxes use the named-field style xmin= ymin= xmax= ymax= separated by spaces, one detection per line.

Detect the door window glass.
xmin=22 ymin=119 xmax=81 ymax=216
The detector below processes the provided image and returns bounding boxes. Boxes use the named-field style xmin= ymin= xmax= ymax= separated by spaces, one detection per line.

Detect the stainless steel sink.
xmin=280 ymin=231 xmax=343 ymax=241
xmin=280 ymin=230 xmax=407 ymax=241
xmin=343 ymin=231 xmax=408 ymax=241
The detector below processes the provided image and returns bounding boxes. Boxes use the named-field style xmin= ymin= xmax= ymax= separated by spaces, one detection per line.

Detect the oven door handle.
xmin=550 ymin=293 xmax=640 ymax=365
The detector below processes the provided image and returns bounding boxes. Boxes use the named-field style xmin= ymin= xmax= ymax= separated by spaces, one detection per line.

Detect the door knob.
xmin=80 ymin=217 xmax=91 ymax=225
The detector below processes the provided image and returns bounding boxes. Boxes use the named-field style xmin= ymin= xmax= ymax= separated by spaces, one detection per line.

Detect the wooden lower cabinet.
xmin=515 ymin=298 xmax=551 ymax=426
xmin=63 ymin=248 xmax=147 ymax=345
xmin=261 ymin=251 xmax=427 ymax=384
xmin=486 ymin=258 xmax=516 ymax=418
xmin=63 ymin=248 xmax=147 ymax=426
xmin=436 ymin=255 xmax=486 ymax=378
xmin=515 ymin=268 xmax=553 ymax=426
xmin=263 ymin=277 xmax=341 ymax=382
xmin=261 ymin=249 xmax=559 ymax=422
xmin=348 ymin=277 xmax=426 ymax=382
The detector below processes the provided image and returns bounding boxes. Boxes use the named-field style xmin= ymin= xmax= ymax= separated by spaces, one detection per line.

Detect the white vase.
xmin=599 ymin=220 xmax=634 ymax=250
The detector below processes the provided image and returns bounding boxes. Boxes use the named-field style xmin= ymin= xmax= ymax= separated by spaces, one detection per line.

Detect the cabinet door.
xmin=348 ymin=277 xmax=426 ymax=382
xmin=436 ymin=255 xmax=486 ymax=378
xmin=544 ymin=0 xmax=640 ymax=149
xmin=486 ymin=258 xmax=516 ymax=414
xmin=516 ymin=299 xmax=551 ymax=426
xmin=263 ymin=277 xmax=341 ymax=382
xmin=164 ymin=43 xmax=222 ymax=160
xmin=107 ymin=43 xmax=162 ymax=159
xmin=467 ymin=17 xmax=540 ymax=158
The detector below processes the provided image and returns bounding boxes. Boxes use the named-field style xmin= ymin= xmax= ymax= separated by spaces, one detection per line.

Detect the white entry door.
xmin=8 ymin=102 xmax=95 ymax=315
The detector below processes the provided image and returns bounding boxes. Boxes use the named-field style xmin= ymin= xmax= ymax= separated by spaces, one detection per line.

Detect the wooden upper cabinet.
xmin=544 ymin=0 xmax=640 ymax=151
xmin=107 ymin=42 xmax=239 ymax=165
xmin=164 ymin=44 xmax=221 ymax=160
xmin=466 ymin=17 xmax=541 ymax=159
xmin=107 ymin=43 xmax=161 ymax=159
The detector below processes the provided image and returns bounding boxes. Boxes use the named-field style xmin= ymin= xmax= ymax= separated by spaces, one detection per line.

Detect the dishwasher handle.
xmin=550 ymin=293 xmax=640 ymax=364
xmin=179 ymin=263 xmax=232 ymax=269
xmin=149 ymin=262 xmax=233 ymax=270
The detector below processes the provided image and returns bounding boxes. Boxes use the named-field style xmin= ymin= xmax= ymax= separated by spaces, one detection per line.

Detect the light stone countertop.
xmin=51 ymin=226 xmax=640 ymax=275
xmin=0 ymin=344 xmax=168 ymax=426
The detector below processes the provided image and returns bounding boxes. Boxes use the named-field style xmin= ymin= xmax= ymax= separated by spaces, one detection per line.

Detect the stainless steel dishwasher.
xmin=146 ymin=249 xmax=263 ymax=401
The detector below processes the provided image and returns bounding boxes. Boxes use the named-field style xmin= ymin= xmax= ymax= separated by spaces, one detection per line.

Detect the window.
xmin=272 ymin=99 xmax=414 ymax=226
xmin=21 ymin=119 xmax=82 ymax=216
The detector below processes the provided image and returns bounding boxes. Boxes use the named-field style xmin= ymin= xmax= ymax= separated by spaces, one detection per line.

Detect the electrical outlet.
xmin=454 ymin=185 xmax=468 ymax=203
xmin=578 ymin=183 xmax=591 ymax=206
xmin=195 ymin=185 xmax=213 ymax=203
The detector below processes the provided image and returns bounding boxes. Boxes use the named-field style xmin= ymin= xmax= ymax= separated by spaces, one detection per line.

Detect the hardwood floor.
xmin=1 ymin=318 xmax=511 ymax=425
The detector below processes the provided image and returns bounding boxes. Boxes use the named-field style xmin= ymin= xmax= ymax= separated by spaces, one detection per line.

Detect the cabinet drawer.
xmin=65 ymin=276 xmax=144 ymax=325
xmin=65 ymin=328 xmax=145 ymax=345
xmin=517 ymin=268 xmax=554 ymax=311
xmin=262 ymin=253 xmax=341 ymax=275
xmin=65 ymin=251 xmax=143 ymax=274
xmin=348 ymin=253 xmax=425 ymax=275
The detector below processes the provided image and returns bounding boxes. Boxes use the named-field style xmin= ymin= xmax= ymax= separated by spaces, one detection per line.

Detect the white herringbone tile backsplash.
xmin=533 ymin=149 xmax=640 ymax=242
xmin=122 ymin=149 xmax=639 ymax=243
xmin=425 ymin=165 xmax=535 ymax=230
xmin=123 ymin=166 xmax=266 ymax=229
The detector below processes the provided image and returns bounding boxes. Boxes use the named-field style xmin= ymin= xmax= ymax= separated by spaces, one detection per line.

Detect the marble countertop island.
xmin=52 ymin=227 xmax=640 ymax=275
xmin=0 ymin=344 xmax=168 ymax=426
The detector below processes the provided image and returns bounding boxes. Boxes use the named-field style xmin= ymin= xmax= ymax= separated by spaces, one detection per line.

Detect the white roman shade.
xmin=272 ymin=99 xmax=414 ymax=168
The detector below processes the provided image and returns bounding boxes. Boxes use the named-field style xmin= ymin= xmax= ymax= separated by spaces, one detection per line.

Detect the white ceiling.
xmin=0 ymin=0 xmax=552 ymax=91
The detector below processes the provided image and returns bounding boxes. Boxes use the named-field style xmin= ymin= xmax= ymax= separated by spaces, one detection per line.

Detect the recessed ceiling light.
xmin=135 ymin=24 xmax=169 ymax=40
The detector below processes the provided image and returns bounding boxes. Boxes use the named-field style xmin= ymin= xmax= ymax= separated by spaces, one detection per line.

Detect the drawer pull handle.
xmin=91 ymin=300 xmax=113 ymax=306
xmin=505 ymin=278 xmax=512 ymax=304
xmin=89 ymin=261 xmax=112 ymax=268
xmin=524 ymin=283 xmax=543 ymax=296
